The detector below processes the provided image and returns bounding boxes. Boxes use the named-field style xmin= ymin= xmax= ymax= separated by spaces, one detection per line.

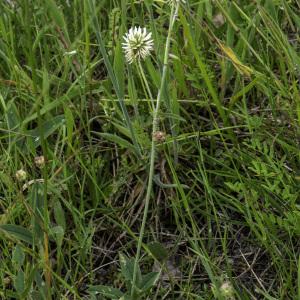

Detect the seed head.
xmin=15 ymin=169 xmax=27 ymax=182
xmin=122 ymin=26 xmax=153 ymax=64
xmin=220 ymin=281 xmax=234 ymax=297
xmin=3 ymin=277 xmax=11 ymax=286
xmin=34 ymin=156 xmax=45 ymax=168
xmin=152 ymin=131 xmax=166 ymax=143
xmin=211 ymin=280 xmax=235 ymax=299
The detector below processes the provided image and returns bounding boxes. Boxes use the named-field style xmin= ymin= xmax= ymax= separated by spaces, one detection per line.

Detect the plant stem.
xmin=131 ymin=2 xmax=180 ymax=297
xmin=138 ymin=60 xmax=155 ymax=111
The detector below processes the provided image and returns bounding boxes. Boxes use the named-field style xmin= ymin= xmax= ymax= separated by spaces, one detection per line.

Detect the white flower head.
xmin=122 ymin=26 xmax=153 ymax=64
xmin=220 ymin=281 xmax=234 ymax=297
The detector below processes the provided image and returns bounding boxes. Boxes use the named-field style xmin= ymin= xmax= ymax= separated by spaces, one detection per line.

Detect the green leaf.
xmin=23 ymin=265 xmax=40 ymax=298
xmin=119 ymin=253 xmax=142 ymax=285
xmin=34 ymin=271 xmax=47 ymax=298
xmin=27 ymin=115 xmax=65 ymax=148
xmin=147 ymin=242 xmax=168 ymax=262
xmin=88 ymin=285 xmax=124 ymax=299
xmin=29 ymin=182 xmax=45 ymax=242
xmin=145 ymin=59 xmax=160 ymax=89
xmin=98 ymin=133 xmax=137 ymax=154
xmin=6 ymin=100 xmax=20 ymax=130
xmin=12 ymin=245 xmax=25 ymax=268
xmin=30 ymin=290 xmax=44 ymax=300
xmin=64 ymin=106 xmax=74 ymax=148
xmin=49 ymin=226 xmax=64 ymax=247
xmin=139 ymin=272 xmax=159 ymax=291
xmin=53 ymin=201 xmax=66 ymax=232
xmin=14 ymin=269 xmax=25 ymax=295
xmin=0 ymin=224 xmax=33 ymax=245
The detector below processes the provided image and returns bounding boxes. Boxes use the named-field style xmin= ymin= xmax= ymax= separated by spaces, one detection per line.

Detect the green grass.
xmin=1 ymin=0 xmax=300 ymax=299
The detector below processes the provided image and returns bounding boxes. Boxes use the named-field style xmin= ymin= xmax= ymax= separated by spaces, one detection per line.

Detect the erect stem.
xmin=138 ymin=60 xmax=155 ymax=111
xmin=131 ymin=2 xmax=180 ymax=298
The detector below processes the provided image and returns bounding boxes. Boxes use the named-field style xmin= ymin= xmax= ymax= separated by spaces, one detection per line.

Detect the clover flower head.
xmin=122 ymin=26 xmax=153 ymax=64
xmin=220 ymin=281 xmax=234 ymax=298
xmin=212 ymin=281 xmax=235 ymax=300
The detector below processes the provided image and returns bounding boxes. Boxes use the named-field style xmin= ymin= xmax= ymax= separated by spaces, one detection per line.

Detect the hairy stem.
xmin=131 ymin=2 xmax=180 ymax=297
